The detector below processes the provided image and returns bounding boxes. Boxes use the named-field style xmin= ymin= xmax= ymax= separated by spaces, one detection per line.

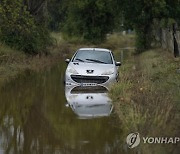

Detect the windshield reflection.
xmin=65 ymin=85 xmax=113 ymax=119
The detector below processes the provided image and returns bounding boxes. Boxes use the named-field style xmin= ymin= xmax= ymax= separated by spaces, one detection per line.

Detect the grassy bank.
xmin=110 ymin=49 xmax=180 ymax=153
xmin=0 ymin=43 xmax=59 ymax=87
xmin=0 ymin=33 xmax=80 ymax=87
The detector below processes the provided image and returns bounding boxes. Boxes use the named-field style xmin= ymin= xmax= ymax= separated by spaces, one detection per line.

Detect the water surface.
xmin=0 ymin=62 xmax=125 ymax=154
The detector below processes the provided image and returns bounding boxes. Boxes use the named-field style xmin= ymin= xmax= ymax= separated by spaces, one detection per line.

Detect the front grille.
xmin=71 ymin=86 xmax=108 ymax=94
xmin=71 ymin=75 xmax=109 ymax=84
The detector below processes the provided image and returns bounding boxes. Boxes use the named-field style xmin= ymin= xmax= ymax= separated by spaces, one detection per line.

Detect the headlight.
xmin=101 ymin=70 xmax=114 ymax=75
xmin=67 ymin=67 xmax=79 ymax=74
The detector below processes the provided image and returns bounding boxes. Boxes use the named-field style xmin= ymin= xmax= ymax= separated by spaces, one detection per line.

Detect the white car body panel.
xmin=65 ymin=48 xmax=120 ymax=87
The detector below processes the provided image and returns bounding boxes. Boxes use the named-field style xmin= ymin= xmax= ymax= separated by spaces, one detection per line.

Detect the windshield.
xmin=73 ymin=50 xmax=113 ymax=64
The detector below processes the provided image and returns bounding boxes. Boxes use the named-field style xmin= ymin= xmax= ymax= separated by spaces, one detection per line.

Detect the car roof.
xmin=78 ymin=48 xmax=111 ymax=52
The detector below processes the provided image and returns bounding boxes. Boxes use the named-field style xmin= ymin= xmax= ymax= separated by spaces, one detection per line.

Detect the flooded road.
xmin=0 ymin=62 xmax=125 ymax=154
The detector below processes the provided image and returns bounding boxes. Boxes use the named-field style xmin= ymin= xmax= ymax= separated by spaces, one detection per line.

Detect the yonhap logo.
xmin=126 ymin=132 xmax=140 ymax=148
xmin=126 ymin=132 xmax=180 ymax=148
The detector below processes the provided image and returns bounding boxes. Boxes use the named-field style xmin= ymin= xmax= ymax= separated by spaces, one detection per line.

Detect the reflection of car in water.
xmin=65 ymin=85 xmax=113 ymax=119
xmin=65 ymin=48 xmax=121 ymax=87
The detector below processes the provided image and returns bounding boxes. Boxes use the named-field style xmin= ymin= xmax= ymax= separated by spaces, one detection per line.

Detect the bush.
xmin=0 ymin=0 xmax=52 ymax=54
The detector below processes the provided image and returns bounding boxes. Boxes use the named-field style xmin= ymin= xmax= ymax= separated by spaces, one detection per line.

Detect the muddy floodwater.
xmin=0 ymin=62 xmax=127 ymax=154
xmin=1 ymin=51 xmax=179 ymax=154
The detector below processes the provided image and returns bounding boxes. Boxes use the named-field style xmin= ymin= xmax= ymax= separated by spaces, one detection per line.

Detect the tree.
xmin=23 ymin=0 xmax=48 ymax=24
xmin=47 ymin=0 xmax=66 ymax=31
xmin=62 ymin=0 xmax=116 ymax=43
xmin=121 ymin=0 xmax=167 ymax=51
xmin=120 ymin=0 xmax=180 ymax=52
xmin=0 ymin=0 xmax=52 ymax=54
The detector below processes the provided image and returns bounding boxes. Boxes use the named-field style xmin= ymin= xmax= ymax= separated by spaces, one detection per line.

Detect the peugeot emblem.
xmin=87 ymin=70 xmax=94 ymax=73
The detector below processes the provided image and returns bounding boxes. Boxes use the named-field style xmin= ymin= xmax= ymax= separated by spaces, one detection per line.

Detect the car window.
xmin=73 ymin=50 xmax=113 ymax=64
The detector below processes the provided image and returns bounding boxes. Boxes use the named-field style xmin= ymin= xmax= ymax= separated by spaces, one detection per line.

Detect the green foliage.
xmin=135 ymin=25 xmax=153 ymax=53
xmin=0 ymin=0 xmax=179 ymax=53
xmin=121 ymin=0 xmax=166 ymax=51
xmin=121 ymin=0 xmax=180 ymax=52
xmin=62 ymin=0 xmax=116 ymax=43
xmin=47 ymin=0 xmax=66 ymax=31
xmin=0 ymin=0 xmax=52 ymax=54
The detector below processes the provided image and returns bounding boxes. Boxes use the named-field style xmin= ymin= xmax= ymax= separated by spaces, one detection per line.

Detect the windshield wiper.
xmin=75 ymin=58 xmax=84 ymax=62
xmin=86 ymin=58 xmax=107 ymax=64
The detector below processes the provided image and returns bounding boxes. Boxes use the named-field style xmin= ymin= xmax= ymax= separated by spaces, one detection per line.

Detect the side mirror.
xmin=65 ymin=59 xmax=70 ymax=63
xmin=115 ymin=62 xmax=121 ymax=66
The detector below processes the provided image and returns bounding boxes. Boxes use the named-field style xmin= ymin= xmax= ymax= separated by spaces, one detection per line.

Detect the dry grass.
xmin=0 ymin=43 xmax=63 ymax=87
xmin=100 ymin=33 xmax=135 ymax=51
xmin=51 ymin=32 xmax=135 ymax=54
xmin=110 ymin=49 xmax=180 ymax=153
xmin=51 ymin=32 xmax=95 ymax=57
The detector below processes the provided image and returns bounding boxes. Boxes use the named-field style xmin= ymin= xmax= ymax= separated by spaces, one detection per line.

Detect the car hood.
xmin=68 ymin=62 xmax=115 ymax=75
